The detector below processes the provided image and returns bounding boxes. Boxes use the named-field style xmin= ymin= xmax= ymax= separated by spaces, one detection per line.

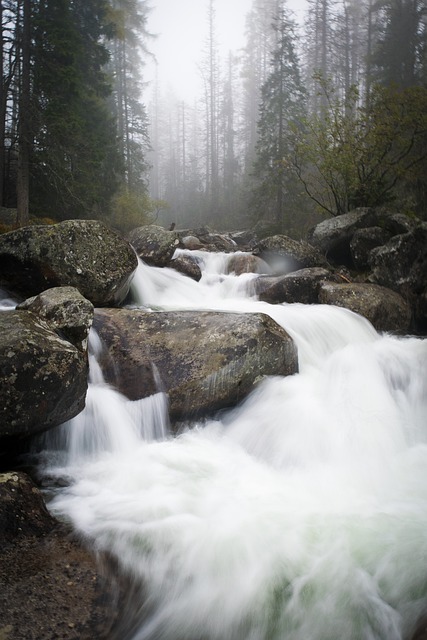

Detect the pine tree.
xmin=30 ymin=0 xmax=121 ymax=219
xmin=107 ymin=0 xmax=152 ymax=196
xmin=251 ymin=4 xmax=306 ymax=230
xmin=371 ymin=0 xmax=427 ymax=89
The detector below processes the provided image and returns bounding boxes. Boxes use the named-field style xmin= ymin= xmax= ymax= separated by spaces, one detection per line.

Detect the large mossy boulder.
xmin=0 ymin=220 xmax=137 ymax=306
xmin=318 ymin=282 xmax=411 ymax=334
xmin=0 ymin=472 xmax=121 ymax=639
xmin=0 ymin=310 xmax=88 ymax=440
xmin=93 ymin=308 xmax=298 ymax=422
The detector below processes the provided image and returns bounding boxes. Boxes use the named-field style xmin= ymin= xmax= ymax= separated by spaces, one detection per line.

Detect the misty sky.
xmin=146 ymin=0 xmax=307 ymax=101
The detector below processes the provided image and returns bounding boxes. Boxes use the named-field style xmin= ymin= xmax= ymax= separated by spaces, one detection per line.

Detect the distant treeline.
xmin=2 ymin=1 xmax=427 ymax=236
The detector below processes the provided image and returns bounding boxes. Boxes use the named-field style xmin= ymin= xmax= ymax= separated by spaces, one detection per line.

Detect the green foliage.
xmin=109 ymin=186 xmax=168 ymax=232
xmin=291 ymin=78 xmax=427 ymax=216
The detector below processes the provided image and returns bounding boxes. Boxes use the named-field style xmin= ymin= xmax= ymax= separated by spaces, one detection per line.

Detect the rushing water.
xmin=34 ymin=251 xmax=427 ymax=639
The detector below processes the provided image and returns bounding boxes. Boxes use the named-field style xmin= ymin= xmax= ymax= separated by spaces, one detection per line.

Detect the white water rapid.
xmin=38 ymin=251 xmax=427 ymax=640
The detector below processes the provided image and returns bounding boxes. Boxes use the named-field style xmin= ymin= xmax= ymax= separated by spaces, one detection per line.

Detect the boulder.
xmin=170 ymin=253 xmax=202 ymax=281
xmin=318 ymin=282 xmax=411 ymax=334
xmin=17 ymin=286 xmax=93 ymax=352
xmin=307 ymin=208 xmax=377 ymax=267
xmin=0 ymin=310 xmax=88 ymax=440
xmin=176 ymin=227 xmax=238 ymax=252
xmin=350 ymin=227 xmax=391 ymax=271
xmin=368 ymin=225 xmax=427 ymax=333
xmin=180 ymin=235 xmax=205 ymax=250
xmin=0 ymin=472 xmax=121 ymax=639
xmin=226 ymin=253 xmax=271 ymax=276
xmin=381 ymin=212 xmax=419 ymax=236
xmin=255 ymin=268 xmax=340 ymax=304
xmin=93 ymin=308 xmax=298 ymax=422
xmin=0 ymin=220 xmax=137 ymax=307
xmin=127 ymin=224 xmax=180 ymax=267
xmin=254 ymin=235 xmax=330 ymax=274
xmin=229 ymin=229 xmax=258 ymax=248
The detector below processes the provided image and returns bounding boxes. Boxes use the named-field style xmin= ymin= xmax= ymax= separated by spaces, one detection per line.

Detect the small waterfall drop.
xmin=41 ymin=327 xmax=170 ymax=469
xmin=39 ymin=251 xmax=427 ymax=640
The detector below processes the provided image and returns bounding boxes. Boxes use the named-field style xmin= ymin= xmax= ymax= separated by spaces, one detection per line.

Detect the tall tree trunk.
xmin=0 ymin=0 xmax=4 ymax=207
xmin=16 ymin=0 xmax=30 ymax=227
xmin=365 ymin=0 xmax=374 ymax=110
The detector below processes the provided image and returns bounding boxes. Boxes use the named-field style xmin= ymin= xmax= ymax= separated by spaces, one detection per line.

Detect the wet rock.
xmin=318 ymin=282 xmax=411 ymax=334
xmin=93 ymin=308 xmax=298 ymax=422
xmin=170 ymin=254 xmax=202 ymax=281
xmin=229 ymin=229 xmax=258 ymax=248
xmin=254 ymin=235 xmax=330 ymax=274
xmin=180 ymin=235 xmax=205 ymax=250
xmin=381 ymin=212 xmax=419 ymax=235
xmin=256 ymin=268 xmax=340 ymax=304
xmin=0 ymin=472 xmax=121 ymax=640
xmin=307 ymin=208 xmax=377 ymax=267
xmin=17 ymin=287 xmax=93 ymax=352
xmin=0 ymin=220 xmax=137 ymax=307
xmin=176 ymin=227 xmax=237 ymax=252
xmin=350 ymin=227 xmax=391 ymax=271
xmin=0 ymin=471 xmax=56 ymax=540
xmin=368 ymin=225 xmax=427 ymax=333
xmin=127 ymin=224 xmax=180 ymax=267
xmin=226 ymin=253 xmax=271 ymax=276
xmin=0 ymin=310 xmax=88 ymax=440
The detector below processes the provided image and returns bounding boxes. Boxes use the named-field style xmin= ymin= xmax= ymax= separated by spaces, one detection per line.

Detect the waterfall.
xmin=40 ymin=254 xmax=427 ymax=640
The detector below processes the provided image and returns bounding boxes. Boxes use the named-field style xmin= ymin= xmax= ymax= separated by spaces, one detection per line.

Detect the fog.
xmin=146 ymin=0 xmax=307 ymax=101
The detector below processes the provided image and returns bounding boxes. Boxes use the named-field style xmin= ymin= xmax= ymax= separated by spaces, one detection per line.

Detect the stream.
xmin=35 ymin=251 xmax=427 ymax=639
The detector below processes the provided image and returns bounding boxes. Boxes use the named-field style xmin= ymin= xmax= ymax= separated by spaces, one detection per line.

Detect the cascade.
xmin=32 ymin=253 xmax=427 ymax=639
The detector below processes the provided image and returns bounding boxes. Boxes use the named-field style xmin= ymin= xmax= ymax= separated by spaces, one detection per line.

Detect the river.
xmin=36 ymin=251 xmax=427 ymax=640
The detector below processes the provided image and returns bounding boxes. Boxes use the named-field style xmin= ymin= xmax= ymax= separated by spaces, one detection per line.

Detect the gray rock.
xmin=229 ymin=229 xmax=258 ymax=247
xmin=350 ymin=226 xmax=392 ymax=271
xmin=0 ymin=310 xmax=88 ymax=439
xmin=180 ymin=235 xmax=205 ymax=250
xmin=318 ymin=282 xmax=411 ymax=334
xmin=0 ymin=220 xmax=137 ymax=307
xmin=307 ymin=208 xmax=377 ymax=266
xmin=255 ymin=235 xmax=330 ymax=274
xmin=127 ymin=224 xmax=180 ymax=266
xmin=226 ymin=253 xmax=271 ymax=276
xmin=0 ymin=472 xmax=122 ymax=640
xmin=93 ymin=308 xmax=298 ymax=422
xmin=17 ymin=286 xmax=93 ymax=351
xmin=380 ymin=212 xmax=419 ymax=236
xmin=368 ymin=225 xmax=427 ymax=333
xmin=177 ymin=227 xmax=237 ymax=252
xmin=170 ymin=254 xmax=202 ymax=281
xmin=256 ymin=267 xmax=340 ymax=304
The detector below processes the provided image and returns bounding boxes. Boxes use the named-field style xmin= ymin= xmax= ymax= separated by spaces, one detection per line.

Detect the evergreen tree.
xmin=31 ymin=0 xmax=122 ymax=220
xmin=241 ymin=0 xmax=280 ymax=172
xmin=371 ymin=0 xmax=427 ymax=89
xmin=251 ymin=4 xmax=306 ymax=230
xmin=107 ymin=0 xmax=152 ymax=196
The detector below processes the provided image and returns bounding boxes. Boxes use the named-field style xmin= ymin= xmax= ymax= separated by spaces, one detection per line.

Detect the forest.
xmin=1 ymin=0 xmax=427 ymax=237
